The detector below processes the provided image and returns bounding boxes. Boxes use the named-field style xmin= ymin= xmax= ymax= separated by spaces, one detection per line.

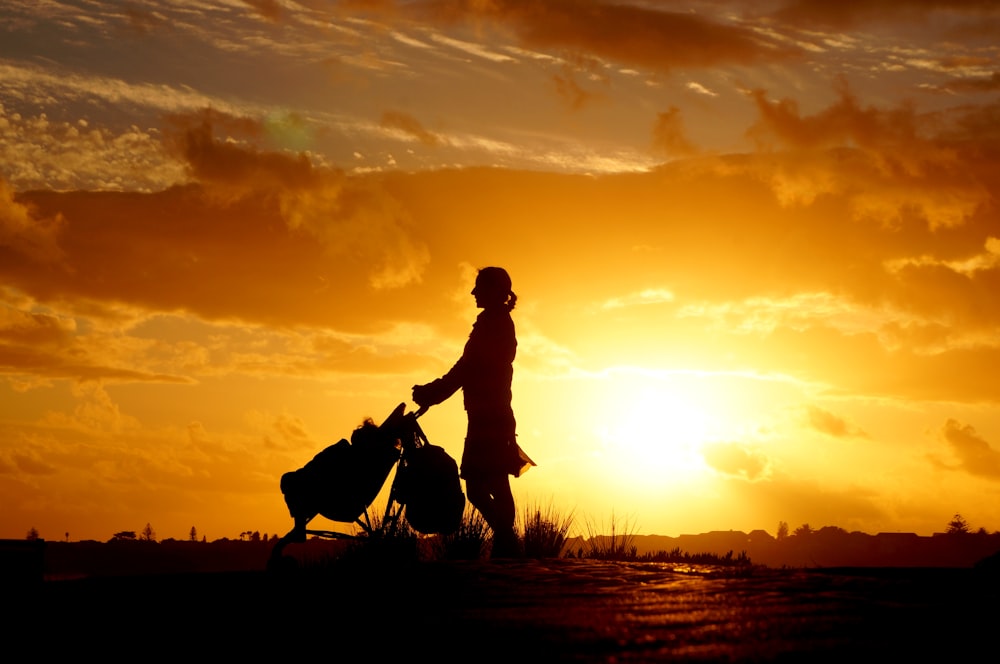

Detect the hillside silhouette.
xmin=574 ymin=528 xmax=1000 ymax=568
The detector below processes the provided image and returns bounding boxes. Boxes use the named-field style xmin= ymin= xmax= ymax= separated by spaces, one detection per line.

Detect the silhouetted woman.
xmin=412 ymin=267 xmax=532 ymax=557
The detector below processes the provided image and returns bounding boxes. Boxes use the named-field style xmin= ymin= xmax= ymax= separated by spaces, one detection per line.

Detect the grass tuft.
xmin=343 ymin=509 xmax=419 ymax=563
xmin=519 ymin=502 xmax=574 ymax=559
xmin=435 ymin=505 xmax=491 ymax=560
xmin=640 ymin=547 xmax=754 ymax=567
xmin=581 ymin=512 xmax=638 ymax=560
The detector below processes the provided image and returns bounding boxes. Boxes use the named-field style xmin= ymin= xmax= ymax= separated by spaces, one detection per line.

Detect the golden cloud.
xmin=702 ymin=441 xmax=770 ymax=480
xmin=939 ymin=419 xmax=1000 ymax=479
xmin=1 ymin=178 xmax=64 ymax=264
xmin=806 ymin=405 xmax=868 ymax=438
xmin=4 ymin=81 xmax=999 ymax=401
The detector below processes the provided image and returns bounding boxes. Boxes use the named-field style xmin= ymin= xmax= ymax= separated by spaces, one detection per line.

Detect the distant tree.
xmin=946 ymin=514 xmax=970 ymax=535
xmin=793 ymin=523 xmax=814 ymax=537
xmin=111 ymin=530 xmax=137 ymax=541
xmin=251 ymin=530 xmax=261 ymax=543
xmin=776 ymin=521 xmax=789 ymax=540
xmin=189 ymin=526 xmax=198 ymax=542
xmin=26 ymin=527 xmax=40 ymax=541
xmin=139 ymin=522 xmax=157 ymax=542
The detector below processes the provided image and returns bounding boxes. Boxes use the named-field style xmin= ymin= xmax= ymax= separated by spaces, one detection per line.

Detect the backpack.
xmin=395 ymin=444 xmax=465 ymax=535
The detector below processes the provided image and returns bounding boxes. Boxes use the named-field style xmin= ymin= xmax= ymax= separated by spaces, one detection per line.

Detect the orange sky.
xmin=2 ymin=0 xmax=1000 ymax=542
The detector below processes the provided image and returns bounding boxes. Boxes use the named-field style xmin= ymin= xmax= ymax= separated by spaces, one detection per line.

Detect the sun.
xmin=596 ymin=380 xmax=717 ymax=489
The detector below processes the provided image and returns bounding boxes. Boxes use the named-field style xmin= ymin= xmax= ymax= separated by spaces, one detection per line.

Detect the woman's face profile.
xmin=472 ymin=275 xmax=506 ymax=309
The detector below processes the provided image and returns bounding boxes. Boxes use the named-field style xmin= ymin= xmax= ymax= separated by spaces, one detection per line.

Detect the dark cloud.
xmin=2 ymin=111 xmax=431 ymax=342
xmin=745 ymin=79 xmax=923 ymax=153
xmin=741 ymin=84 xmax=999 ymax=282
xmin=7 ymin=185 xmax=387 ymax=331
xmin=938 ymin=55 xmax=994 ymax=69
xmin=652 ymin=107 xmax=697 ymax=157
xmin=770 ymin=0 xmax=1000 ymax=29
xmin=942 ymin=72 xmax=1000 ymax=94
xmin=416 ymin=0 xmax=802 ymax=71
xmin=1 ymin=179 xmax=64 ymax=264
xmin=123 ymin=4 xmax=166 ymax=34
xmin=940 ymin=419 xmax=1000 ymax=479
xmin=163 ymin=109 xmax=320 ymax=192
xmin=242 ymin=0 xmax=283 ymax=23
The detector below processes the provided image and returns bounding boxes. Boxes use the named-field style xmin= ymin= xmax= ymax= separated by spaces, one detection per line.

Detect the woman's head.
xmin=472 ymin=266 xmax=517 ymax=311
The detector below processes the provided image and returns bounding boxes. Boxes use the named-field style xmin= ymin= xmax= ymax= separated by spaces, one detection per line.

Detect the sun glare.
xmin=597 ymin=383 xmax=715 ymax=488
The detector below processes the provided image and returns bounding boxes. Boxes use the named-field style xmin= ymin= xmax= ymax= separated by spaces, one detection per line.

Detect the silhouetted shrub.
xmin=435 ymin=505 xmax=490 ymax=560
xmin=583 ymin=513 xmax=638 ymax=560
xmin=344 ymin=510 xmax=419 ymax=563
xmin=520 ymin=502 xmax=574 ymax=559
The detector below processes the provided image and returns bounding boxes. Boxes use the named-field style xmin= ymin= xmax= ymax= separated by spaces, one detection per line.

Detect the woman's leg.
xmin=466 ymin=474 xmax=517 ymax=556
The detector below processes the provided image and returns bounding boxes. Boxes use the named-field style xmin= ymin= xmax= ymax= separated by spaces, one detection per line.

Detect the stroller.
xmin=269 ymin=403 xmax=465 ymax=568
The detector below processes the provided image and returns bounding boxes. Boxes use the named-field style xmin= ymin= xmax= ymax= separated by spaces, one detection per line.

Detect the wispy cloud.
xmin=430 ymin=32 xmax=517 ymax=63
xmin=686 ymin=81 xmax=718 ymax=97
xmin=380 ymin=110 xmax=444 ymax=146
xmin=601 ymin=289 xmax=676 ymax=310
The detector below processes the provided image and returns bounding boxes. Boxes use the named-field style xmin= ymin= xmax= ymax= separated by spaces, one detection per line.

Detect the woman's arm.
xmin=412 ymin=356 xmax=465 ymax=408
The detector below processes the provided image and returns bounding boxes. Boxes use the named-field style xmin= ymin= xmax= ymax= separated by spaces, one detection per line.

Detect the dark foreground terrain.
xmin=13 ymin=559 xmax=1000 ymax=661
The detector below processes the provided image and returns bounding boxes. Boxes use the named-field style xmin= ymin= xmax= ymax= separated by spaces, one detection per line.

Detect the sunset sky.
xmin=3 ymin=0 xmax=1000 ymax=543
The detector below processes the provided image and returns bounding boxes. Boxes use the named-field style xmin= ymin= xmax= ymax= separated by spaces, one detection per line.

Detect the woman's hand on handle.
xmin=412 ymin=383 xmax=434 ymax=412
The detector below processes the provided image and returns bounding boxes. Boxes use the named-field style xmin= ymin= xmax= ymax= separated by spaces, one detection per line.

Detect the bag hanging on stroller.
xmin=393 ymin=443 xmax=465 ymax=535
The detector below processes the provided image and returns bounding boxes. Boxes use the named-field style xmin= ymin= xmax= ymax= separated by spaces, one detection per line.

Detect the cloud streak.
xmin=418 ymin=1 xmax=802 ymax=71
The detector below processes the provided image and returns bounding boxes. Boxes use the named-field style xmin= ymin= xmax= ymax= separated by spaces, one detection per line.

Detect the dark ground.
xmin=12 ymin=559 xmax=999 ymax=661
